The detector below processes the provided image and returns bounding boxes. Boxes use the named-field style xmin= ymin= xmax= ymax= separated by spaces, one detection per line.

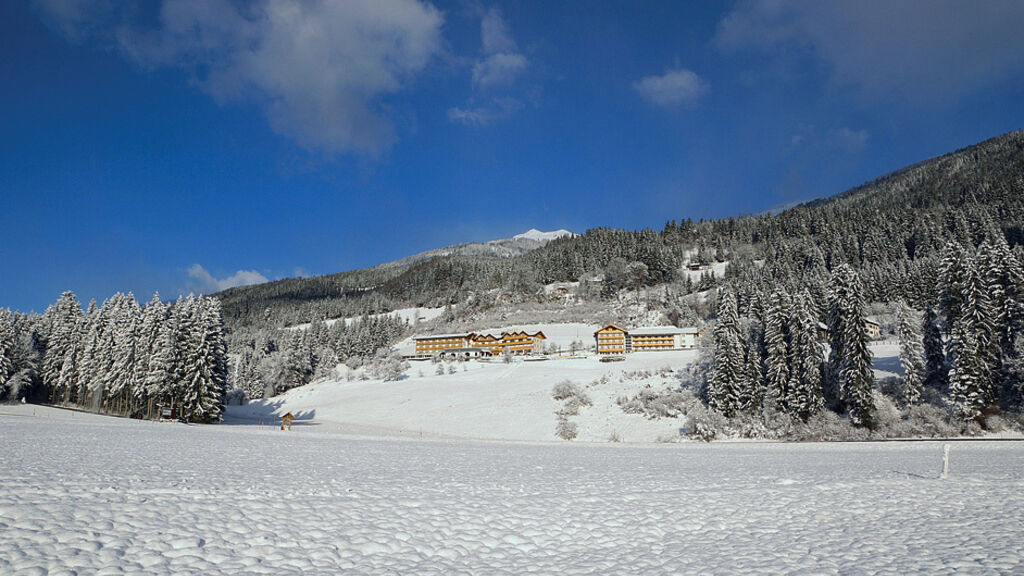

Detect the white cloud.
xmin=826 ymin=128 xmax=869 ymax=152
xmin=633 ymin=69 xmax=709 ymax=108
xmin=447 ymin=97 xmax=523 ymax=126
xmin=450 ymin=7 xmax=530 ymax=126
xmin=472 ymin=52 xmax=528 ymax=88
xmin=188 ymin=264 xmax=268 ymax=293
xmin=715 ymin=0 xmax=1024 ymax=103
xmin=480 ymin=7 xmax=517 ymax=54
xmin=34 ymin=0 xmax=445 ymax=156
xmin=471 ymin=8 xmax=527 ymax=89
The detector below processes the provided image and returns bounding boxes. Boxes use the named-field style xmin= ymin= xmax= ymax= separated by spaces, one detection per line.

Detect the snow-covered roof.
xmin=414 ymin=333 xmax=473 ymax=340
xmin=628 ymin=326 xmax=700 ymax=336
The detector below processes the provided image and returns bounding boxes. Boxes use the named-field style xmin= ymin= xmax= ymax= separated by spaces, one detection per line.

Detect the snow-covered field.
xmin=235 ymin=327 xmax=908 ymax=443
xmin=2 ymin=405 xmax=1023 ymax=575
xmin=233 ymin=348 xmax=696 ymax=443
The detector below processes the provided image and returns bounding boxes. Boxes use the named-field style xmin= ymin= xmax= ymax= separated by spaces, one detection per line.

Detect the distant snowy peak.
xmin=508 ymin=229 xmax=574 ymax=243
xmin=374 ymin=229 xmax=575 ymax=271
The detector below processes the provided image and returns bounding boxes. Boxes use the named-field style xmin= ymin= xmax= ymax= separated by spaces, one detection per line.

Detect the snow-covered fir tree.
xmin=763 ymin=290 xmax=792 ymax=413
xmin=896 ymin=301 xmax=925 ymax=406
xmin=178 ymin=296 xmax=228 ymax=423
xmin=922 ymin=306 xmax=946 ymax=389
xmin=707 ymin=289 xmax=746 ymax=417
xmin=948 ymin=255 xmax=997 ymax=420
xmin=0 ymin=308 xmax=14 ymax=396
xmin=827 ymin=265 xmax=875 ymax=428
xmin=42 ymin=291 xmax=83 ymax=405
xmin=786 ymin=292 xmax=824 ymax=420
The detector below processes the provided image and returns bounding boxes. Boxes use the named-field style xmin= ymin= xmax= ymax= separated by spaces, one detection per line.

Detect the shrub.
xmin=617 ymin=387 xmax=698 ymax=419
xmin=555 ymin=415 xmax=578 ymax=440
xmin=552 ymin=380 xmax=579 ymax=400
xmin=684 ymin=405 xmax=728 ymax=441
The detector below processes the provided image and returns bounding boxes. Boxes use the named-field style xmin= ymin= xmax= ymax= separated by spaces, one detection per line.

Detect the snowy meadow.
xmin=3 ymin=406 xmax=1023 ymax=575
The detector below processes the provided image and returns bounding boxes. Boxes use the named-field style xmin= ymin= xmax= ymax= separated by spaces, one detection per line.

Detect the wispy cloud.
xmin=447 ymin=97 xmax=523 ymax=126
xmin=187 ymin=264 xmax=267 ymax=293
xmin=450 ymin=7 xmax=530 ymax=126
xmin=472 ymin=8 xmax=528 ymax=88
xmin=715 ymin=0 xmax=1024 ymax=103
xmin=33 ymin=0 xmax=445 ymax=156
xmin=826 ymin=128 xmax=869 ymax=153
xmin=634 ymin=69 xmax=709 ymax=108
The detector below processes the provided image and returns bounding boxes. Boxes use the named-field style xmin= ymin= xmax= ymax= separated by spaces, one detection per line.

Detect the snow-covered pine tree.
xmin=896 ymin=301 xmax=925 ymax=406
xmin=948 ymin=256 xmax=997 ymax=420
xmin=0 ymin=308 xmax=14 ymax=396
xmin=741 ymin=291 xmax=767 ymax=413
xmin=134 ymin=293 xmax=166 ymax=416
xmin=922 ymin=307 xmax=946 ymax=389
xmin=939 ymin=242 xmax=968 ymax=336
xmin=786 ymin=292 xmax=824 ymax=420
xmin=100 ymin=293 xmax=141 ymax=415
xmin=78 ymin=301 xmax=109 ymax=410
xmin=42 ymin=291 xmax=83 ymax=405
xmin=178 ymin=297 xmax=227 ymax=423
xmin=708 ymin=289 xmax=746 ymax=417
xmin=827 ymin=265 xmax=875 ymax=428
xmin=278 ymin=329 xmax=313 ymax=394
xmin=764 ymin=290 xmax=792 ymax=413
xmin=146 ymin=307 xmax=178 ymax=417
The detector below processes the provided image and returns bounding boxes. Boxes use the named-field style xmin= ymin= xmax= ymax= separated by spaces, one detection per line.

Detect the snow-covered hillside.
xmin=232 ymin=349 xmax=697 ymax=442
xmin=288 ymin=306 xmax=445 ymax=331
xmin=372 ymin=229 xmax=573 ymax=271
xmin=506 ymin=228 xmax=573 ymax=243
xmin=232 ymin=325 xmax=916 ymax=443
xmin=3 ymin=406 xmax=1023 ymax=575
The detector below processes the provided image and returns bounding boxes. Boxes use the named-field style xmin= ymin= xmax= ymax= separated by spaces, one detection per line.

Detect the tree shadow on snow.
xmin=221 ymin=398 xmax=318 ymax=428
xmin=873 ymin=355 xmax=904 ymax=376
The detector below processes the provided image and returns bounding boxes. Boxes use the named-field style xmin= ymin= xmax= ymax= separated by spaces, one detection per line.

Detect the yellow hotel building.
xmin=414 ymin=330 xmax=546 ymax=356
xmin=594 ymin=325 xmax=701 ymax=354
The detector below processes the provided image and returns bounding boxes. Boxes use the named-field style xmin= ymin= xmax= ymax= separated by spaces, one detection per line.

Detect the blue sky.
xmin=2 ymin=0 xmax=1024 ymax=312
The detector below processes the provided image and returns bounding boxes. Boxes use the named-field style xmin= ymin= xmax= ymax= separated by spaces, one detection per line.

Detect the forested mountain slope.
xmin=217 ymin=131 xmax=1024 ymax=331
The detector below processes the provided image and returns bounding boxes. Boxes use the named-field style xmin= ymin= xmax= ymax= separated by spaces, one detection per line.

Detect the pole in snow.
xmin=940 ymin=444 xmax=951 ymax=479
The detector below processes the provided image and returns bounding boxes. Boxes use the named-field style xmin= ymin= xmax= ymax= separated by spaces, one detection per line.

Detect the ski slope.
xmin=2 ymin=406 xmax=1023 ymax=575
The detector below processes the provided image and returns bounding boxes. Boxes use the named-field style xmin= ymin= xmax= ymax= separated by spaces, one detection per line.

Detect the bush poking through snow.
xmin=685 ymin=405 xmax=728 ymax=442
xmin=617 ymin=387 xmax=698 ymax=419
xmin=555 ymin=415 xmax=578 ymax=440
xmin=552 ymin=380 xmax=581 ymax=400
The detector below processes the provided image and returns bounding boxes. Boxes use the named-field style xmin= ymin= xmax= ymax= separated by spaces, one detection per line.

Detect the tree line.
xmin=699 ymin=236 xmax=1024 ymax=434
xmin=0 ymin=291 xmax=228 ymax=423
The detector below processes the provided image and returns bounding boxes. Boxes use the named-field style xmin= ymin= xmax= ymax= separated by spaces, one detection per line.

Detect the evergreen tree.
xmin=786 ymin=292 xmax=824 ymax=420
xmin=42 ymin=291 xmax=83 ymax=404
xmin=896 ymin=301 xmax=925 ymax=405
xmin=948 ymin=256 xmax=998 ymax=420
xmin=741 ymin=292 xmax=767 ymax=413
xmin=0 ymin=308 xmax=14 ymax=398
xmin=178 ymin=297 xmax=227 ymax=423
xmin=939 ymin=242 xmax=968 ymax=336
xmin=134 ymin=293 xmax=167 ymax=416
xmin=922 ymin=307 xmax=946 ymax=388
xmin=763 ymin=290 xmax=792 ymax=412
xmin=708 ymin=289 xmax=746 ymax=416
xmin=827 ymin=265 xmax=875 ymax=427
xmin=146 ymin=308 xmax=178 ymax=415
